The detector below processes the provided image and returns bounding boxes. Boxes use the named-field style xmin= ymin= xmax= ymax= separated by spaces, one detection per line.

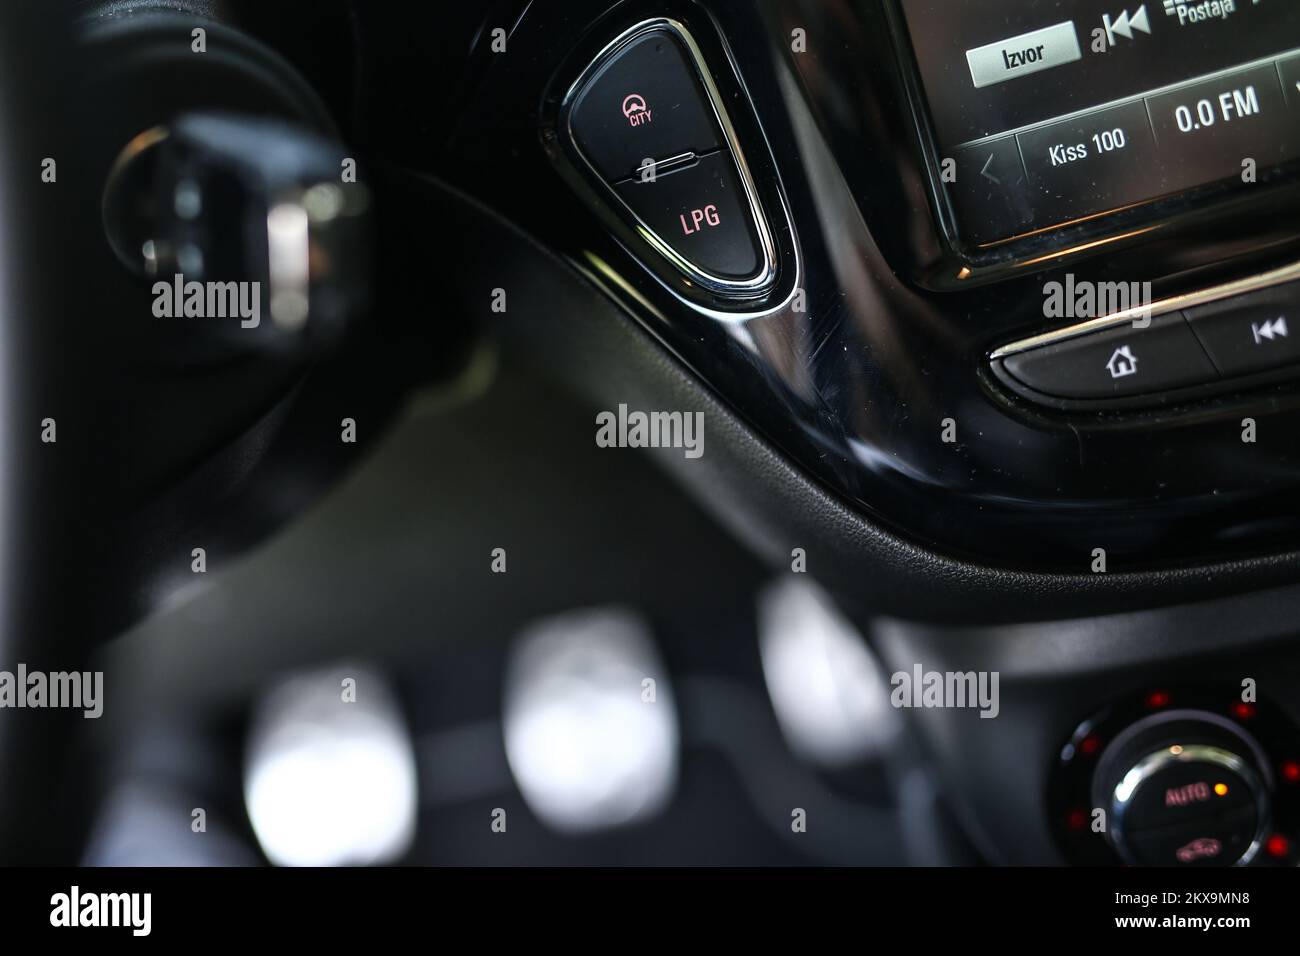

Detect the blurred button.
xmin=502 ymin=608 xmax=678 ymax=833
xmin=1123 ymin=760 xmax=1253 ymax=832
xmin=1128 ymin=808 xmax=1259 ymax=867
xmin=244 ymin=665 xmax=418 ymax=867
xmin=757 ymin=578 xmax=898 ymax=769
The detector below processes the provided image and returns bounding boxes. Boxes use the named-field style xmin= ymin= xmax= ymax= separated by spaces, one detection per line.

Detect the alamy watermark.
xmin=50 ymin=886 xmax=150 ymax=936
xmin=0 ymin=664 xmax=102 ymax=718
xmin=890 ymin=664 xmax=1000 ymax=719
xmin=596 ymin=404 xmax=704 ymax=459
xmin=1043 ymin=274 xmax=1153 ymax=328
xmin=153 ymin=273 xmax=260 ymax=328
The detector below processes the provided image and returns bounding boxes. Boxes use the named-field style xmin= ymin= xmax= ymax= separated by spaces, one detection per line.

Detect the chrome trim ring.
xmin=1110 ymin=743 xmax=1270 ymax=868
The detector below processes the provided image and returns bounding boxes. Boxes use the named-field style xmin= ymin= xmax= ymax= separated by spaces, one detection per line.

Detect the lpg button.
xmin=615 ymin=151 xmax=761 ymax=281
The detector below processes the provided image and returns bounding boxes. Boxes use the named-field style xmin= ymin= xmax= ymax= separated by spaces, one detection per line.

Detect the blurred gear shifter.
xmin=105 ymin=112 xmax=371 ymax=357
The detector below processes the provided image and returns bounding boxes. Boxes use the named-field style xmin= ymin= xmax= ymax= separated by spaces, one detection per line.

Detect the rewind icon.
xmin=1252 ymin=316 xmax=1289 ymax=346
xmin=1103 ymin=5 xmax=1153 ymax=47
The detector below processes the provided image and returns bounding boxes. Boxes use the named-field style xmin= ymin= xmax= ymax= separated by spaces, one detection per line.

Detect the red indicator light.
xmin=1079 ymin=734 xmax=1102 ymax=757
xmin=1145 ymin=690 xmax=1171 ymax=709
xmin=1265 ymin=834 xmax=1291 ymax=859
xmin=1065 ymin=808 xmax=1089 ymax=831
xmin=1282 ymin=761 xmax=1300 ymax=784
xmin=1231 ymin=702 xmax=1256 ymax=721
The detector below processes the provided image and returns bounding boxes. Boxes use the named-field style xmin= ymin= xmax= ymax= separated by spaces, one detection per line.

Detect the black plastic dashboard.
xmin=13 ymin=0 xmax=1300 ymax=878
xmin=366 ymin=0 xmax=1300 ymax=584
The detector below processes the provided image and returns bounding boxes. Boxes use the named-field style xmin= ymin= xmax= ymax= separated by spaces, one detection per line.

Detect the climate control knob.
xmin=1091 ymin=710 xmax=1272 ymax=867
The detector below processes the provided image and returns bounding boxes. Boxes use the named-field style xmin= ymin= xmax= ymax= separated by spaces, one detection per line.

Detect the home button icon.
xmin=1107 ymin=345 xmax=1139 ymax=380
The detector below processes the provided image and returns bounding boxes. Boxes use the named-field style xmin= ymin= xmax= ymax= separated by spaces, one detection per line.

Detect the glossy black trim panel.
xmin=411 ymin=0 xmax=1300 ymax=575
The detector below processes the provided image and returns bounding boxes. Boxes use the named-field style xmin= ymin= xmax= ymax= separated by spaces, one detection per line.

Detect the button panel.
xmin=1053 ymin=689 xmax=1299 ymax=868
xmin=1122 ymin=754 xmax=1260 ymax=868
xmin=1000 ymin=313 xmax=1217 ymax=402
xmin=567 ymin=31 xmax=723 ymax=183
xmin=562 ymin=20 xmax=778 ymax=298
xmin=993 ymin=278 xmax=1300 ymax=409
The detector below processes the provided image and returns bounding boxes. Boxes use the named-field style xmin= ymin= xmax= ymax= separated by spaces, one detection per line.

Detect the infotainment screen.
xmin=895 ymin=0 xmax=1300 ymax=245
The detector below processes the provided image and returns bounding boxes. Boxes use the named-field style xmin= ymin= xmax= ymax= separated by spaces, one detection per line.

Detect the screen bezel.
xmin=882 ymin=0 xmax=1300 ymax=284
